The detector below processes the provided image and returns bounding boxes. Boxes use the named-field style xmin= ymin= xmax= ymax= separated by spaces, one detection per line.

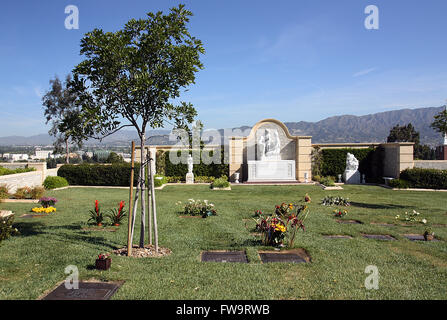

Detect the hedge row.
xmin=399 ymin=168 xmax=447 ymax=189
xmin=319 ymin=148 xmax=383 ymax=182
xmin=157 ymin=149 xmax=229 ymax=178
xmin=58 ymin=163 xmax=141 ymax=187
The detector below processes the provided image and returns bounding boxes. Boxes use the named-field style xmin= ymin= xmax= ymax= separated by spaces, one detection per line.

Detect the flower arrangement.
xmin=88 ymin=200 xmax=104 ymax=226
xmin=254 ymin=198 xmax=310 ymax=248
xmin=321 ymin=195 xmax=350 ymax=207
xmin=275 ymin=203 xmax=294 ymax=217
xmin=177 ymin=199 xmax=217 ymax=218
xmin=423 ymin=227 xmax=434 ymax=241
xmin=31 ymin=206 xmax=57 ymax=214
xmin=97 ymin=253 xmax=110 ymax=260
xmin=107 ymin=201 xmax=127 ymax=226
xmin=39 ymin=197 xmax=58 ymax=208
xmin=304 ymin=193 xmax=311 ymax=203
xmin=395 ymin=210 xmax=427 ymax=224
xmin=333 ymin=209 xmax=348 ymax=218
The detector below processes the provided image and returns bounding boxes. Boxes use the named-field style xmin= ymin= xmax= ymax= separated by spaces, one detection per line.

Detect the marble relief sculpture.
xmin=258 ymin=129 xmax=281 ymax=160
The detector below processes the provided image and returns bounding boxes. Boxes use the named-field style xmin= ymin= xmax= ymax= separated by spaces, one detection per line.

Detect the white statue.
xmin=343 ymin=153 xmax=361 ymax=184
xmin=187 ymin=154 xmax=193 ymax=174
xmin=345 ymin=153 xmax=359 ymax=171
xmin=186 ymin=154 xmax=194 ymax=184
xmin=258 ymin=129 xmax=281 ymax=160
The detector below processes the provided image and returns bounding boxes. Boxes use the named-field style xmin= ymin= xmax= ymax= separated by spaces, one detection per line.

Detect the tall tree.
xmin=71 ymin=5 xmax=204 ymax=251
xmin=430 ymin=106 xmax=447 ymax=144
xmin=42 ymin=75 xmax=85 ymax=164
xmin=386 ymin=123 xmax=435 ymax=160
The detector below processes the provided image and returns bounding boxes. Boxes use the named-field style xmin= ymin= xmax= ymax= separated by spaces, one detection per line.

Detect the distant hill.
xmin=283 ymin=106 xmax=445 ymax=146
xmin=0 ymin=106 xmax=444 ymax=147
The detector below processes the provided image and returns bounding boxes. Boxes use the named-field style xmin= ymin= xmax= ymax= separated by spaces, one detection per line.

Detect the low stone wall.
xmin=0 ymin=171 xmax=43 ymax=193
xmin=0 ymin=163 xmax=59 ymax=193
xmin=414 ymin=160 xmax=447 ymax=170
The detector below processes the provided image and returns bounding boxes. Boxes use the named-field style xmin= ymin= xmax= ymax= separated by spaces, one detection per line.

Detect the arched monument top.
xmin=246 ymin=118 xmax=310 ymax=141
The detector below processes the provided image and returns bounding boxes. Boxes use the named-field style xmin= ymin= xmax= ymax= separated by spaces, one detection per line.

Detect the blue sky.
xmin=0 ymin=0 xmax=446 ymax=136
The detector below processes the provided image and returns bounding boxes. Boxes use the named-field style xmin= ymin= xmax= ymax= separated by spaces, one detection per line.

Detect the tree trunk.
xmin=146 ymin=159 xmax=153 ymax=245
xmin=139 ymin=134 xmax=146 ymax=248
xmin=65 ymin=139 xmax=70 ymax=164
xmin=130 ymin=186 xmax=139 ymax=244
xmin=149 ymin=156 xmax=159 ymax=252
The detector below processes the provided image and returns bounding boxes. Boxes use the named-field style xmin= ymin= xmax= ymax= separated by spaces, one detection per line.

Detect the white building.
xmin=35 ymin=150 xmax=53 ymax=159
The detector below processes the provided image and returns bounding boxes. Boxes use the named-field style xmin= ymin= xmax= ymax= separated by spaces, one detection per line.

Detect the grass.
xmin=0 ymin=184 xmax=446 ymax=300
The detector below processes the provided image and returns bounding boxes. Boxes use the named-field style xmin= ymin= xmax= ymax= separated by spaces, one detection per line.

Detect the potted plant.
xmin=423 ymin=227 xmax=435 ymax=241
xmin=39 ymin=197 xmax=58 ymax=208
xmin=88 ymin=200 xmax=104 ymax=226
xmin=106 ymin=201 xmax=127 ymax=226
xmin=95 ymin=253 xmax=111 ymax=270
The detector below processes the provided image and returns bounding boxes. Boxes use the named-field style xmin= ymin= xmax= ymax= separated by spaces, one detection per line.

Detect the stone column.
xmin=296 ymin=137 xmax=312 ymax=182
xmin=229 ymin=137 xmax=244 ymax=182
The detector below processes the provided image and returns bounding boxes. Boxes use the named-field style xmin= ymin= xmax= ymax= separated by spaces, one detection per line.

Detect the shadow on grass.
xmin=350 ymin=202 xmax=410 ymax=210
xmin=13 ymin=221 xmax=46 ymax=237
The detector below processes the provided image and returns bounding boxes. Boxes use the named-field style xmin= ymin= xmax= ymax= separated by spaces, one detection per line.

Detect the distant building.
xmin=35 ymin=150 xmax=53 ymax=159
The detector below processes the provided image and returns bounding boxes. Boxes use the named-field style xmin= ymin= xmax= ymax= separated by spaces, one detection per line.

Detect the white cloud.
xmin=353 ymin=67 xmax=377 ymax=77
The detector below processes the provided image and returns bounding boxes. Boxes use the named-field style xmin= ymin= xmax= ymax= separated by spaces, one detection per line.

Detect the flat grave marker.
xmin=201 ymin=251 xmax=248 ymax=263
xmin=336 ymin=219 xmax=363 ymax=224
xmin=403 ymin=234 xmax=439 ymax=242
xmin=323 ymin=235 xmax=353 ymax=239
xmin=258 ymin=249 xmax=311 ymax=264
xmin=362 ymin=234 xmax=396 ymax=241
xmin=41 ymin=281 xmax=124 ymax=300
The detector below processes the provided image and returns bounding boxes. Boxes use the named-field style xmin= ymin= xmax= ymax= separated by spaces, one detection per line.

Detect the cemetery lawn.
xmin=0 ymin=185 xmax=446 ymax=300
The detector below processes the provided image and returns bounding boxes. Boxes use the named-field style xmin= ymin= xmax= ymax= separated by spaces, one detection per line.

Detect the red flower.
xmin=95 ymin=200 xmax=99 ymax=214
xmin=118 ymin=201 xmax=125 ymax=216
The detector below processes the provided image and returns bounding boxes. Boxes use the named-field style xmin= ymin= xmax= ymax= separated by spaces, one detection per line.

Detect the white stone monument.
xmin=186 ymin=154 xmax=194 ymax=184
xmin=247 ymin=127 xmax=296 ymax=182
xmin=343 ymin=153 xmax=361 ymax=184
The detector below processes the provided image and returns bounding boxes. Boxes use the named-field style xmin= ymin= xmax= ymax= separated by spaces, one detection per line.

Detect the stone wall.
xmin=0 ymin=162 xmax=58 ymax=193
xmin=381 ymin=143 xmax=414 ymax=178
xmin=414 ymin=160 xmax=447 ymax=170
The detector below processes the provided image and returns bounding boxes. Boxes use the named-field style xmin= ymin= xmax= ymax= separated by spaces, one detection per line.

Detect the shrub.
xmin=211 ymin=175 xmax=230 ymax=189
xmin=30 ymin=186 xmax=45 ymax=199
xmin=0 ymin=184 xmax=10 ymax=200
xmin=388 ymin=179 xmax=411 ymax=189
xmin=43 ymin=176 xmax=69 ymax=189
xmin=0 ymin=166 xmax=35 ymax=176
xmin=58 ymin=163 xmax=140 ymax=187
xmin=153 ymin=175 xmax=167 ymax=188
xmin=195 ymin=176 xmax=215 ymax=183
xmin=162 ymin=149 xmax=229 ymax=178
xmin=0 ymin=214 xmax=19 ymax=243
xmin=13 ymin=187 xmax=32 ymax=199
xmin=166 ymin=176 xmax=183 ymax=183
xmin=319 ymin=176 xmax=335 ymax=187
xmin=399 ymin=168 xmax=447 ymax=189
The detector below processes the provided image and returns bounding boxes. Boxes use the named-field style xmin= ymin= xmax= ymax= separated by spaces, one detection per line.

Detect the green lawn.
xmin=0 ymin=184 xmax=446 ymax=300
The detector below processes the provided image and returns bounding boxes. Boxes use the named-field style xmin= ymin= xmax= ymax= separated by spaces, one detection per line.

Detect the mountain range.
xmin=0 ymin=106 xmax=444 ymax=147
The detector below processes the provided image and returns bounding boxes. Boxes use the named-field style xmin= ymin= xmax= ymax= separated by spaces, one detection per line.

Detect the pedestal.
xmin=186 ymin=173 xmax=194 ymax=184
xmin=247 ymin=160 xmax=296 ymax=182
xmin=343 ymin=170 xmax=361 ymax=184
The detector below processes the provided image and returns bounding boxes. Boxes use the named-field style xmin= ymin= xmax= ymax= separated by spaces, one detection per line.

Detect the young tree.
xmin=431 ymin=106 xmax=447 ymax=144
xmin=42 ymin=75 xmax=85 ymax=164
xmin=71 ymin=5 xmax=204 ymax=251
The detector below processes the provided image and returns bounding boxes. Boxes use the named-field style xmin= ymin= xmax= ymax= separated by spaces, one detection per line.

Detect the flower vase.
xmin=95 ymin=258 xmax=111 ymax=270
